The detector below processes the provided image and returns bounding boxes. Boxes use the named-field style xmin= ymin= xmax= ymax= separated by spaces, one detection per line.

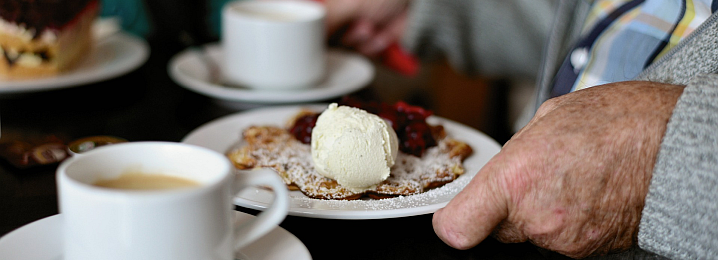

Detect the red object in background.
xmin=382 ymin=42 xmax=419 ymax=76
xmin=312 ymin=0 xmax=420 ymax=76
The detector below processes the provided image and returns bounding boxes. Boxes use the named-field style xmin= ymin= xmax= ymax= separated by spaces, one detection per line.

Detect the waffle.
xmin=227 ymin=113 xmax=473 ymax=200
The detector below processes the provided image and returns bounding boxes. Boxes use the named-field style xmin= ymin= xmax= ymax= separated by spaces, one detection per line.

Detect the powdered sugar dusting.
xmin=230 ymin=124 xmax=471 ymax=201
xmin=288 ymin=173 xmax=472 ymax=211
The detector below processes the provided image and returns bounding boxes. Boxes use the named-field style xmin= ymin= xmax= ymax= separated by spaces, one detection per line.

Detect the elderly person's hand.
xmin=324 ymin=0 xmax=410 ymax=57
xmin=433 ymin=81 xmax=684 ymax=258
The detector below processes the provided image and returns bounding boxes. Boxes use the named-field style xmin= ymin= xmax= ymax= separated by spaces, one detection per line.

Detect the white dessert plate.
xmin=0 ymin=32 xmax=149 ymax=95
xmin=168 ymin=44 xmax=375 ymax=104
xmin=0 ymin=212 xmax=312 ymax=260
xmin=182 ymin=104 xmax=502 ymax=220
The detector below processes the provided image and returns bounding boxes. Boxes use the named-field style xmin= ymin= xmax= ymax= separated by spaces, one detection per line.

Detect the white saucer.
xmin=0 ymin=32 xmax=149 ymax=95
xmin=168 ymin=43 xmax=375 ymax=105
xmin=0 ymin=212 xmax=312 ymax=260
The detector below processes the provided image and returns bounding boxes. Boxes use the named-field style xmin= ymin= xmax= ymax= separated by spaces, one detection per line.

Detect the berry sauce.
xmin=289 ymin=97 xmax=437 ymax=157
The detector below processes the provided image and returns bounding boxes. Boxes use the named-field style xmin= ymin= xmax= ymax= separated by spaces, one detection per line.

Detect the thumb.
xmin=432 ymin=159 xmax=509 ymax=250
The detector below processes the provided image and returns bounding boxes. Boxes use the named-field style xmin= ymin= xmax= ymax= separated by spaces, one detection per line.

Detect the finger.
xmin=341 ymin=19 xmax=374 ymax=48
xmin=358 ymin=12 xmax=407 ymax=57
xmin=432 ymin=159 xmax=510 ymax=250
xmin=362 ymin=0 xmax=409 ymax=25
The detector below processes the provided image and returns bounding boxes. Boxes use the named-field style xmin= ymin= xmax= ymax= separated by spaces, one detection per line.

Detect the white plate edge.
xmin=0 ymin=213 xmax=312 ymax=260
xmin=0 ymin=32 xmax=149 ymax=93
xmin=182 ymin=104 xmax=502 ymax=219
xmin=168 ymin=44 xmax=374 ymax=104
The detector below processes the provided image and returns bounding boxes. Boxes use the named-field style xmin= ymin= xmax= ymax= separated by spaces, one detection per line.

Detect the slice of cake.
xmin=0 ymin=0 xmax=99 ymax=79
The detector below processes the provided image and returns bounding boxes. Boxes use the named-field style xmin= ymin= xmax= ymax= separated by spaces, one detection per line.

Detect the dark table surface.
xmin=0 ymin=34 xmax=558 ymax=260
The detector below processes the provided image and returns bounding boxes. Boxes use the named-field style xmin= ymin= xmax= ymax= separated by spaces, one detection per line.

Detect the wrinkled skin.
xmin=433 ymin=81 xmax=685 ymax=258
xmin=325 ymin=0 xmax=410 ymax=57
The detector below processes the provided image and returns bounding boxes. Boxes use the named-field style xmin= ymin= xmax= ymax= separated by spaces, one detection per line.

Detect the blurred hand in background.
xmin=324 ymin=0 xmax=411 ymax=57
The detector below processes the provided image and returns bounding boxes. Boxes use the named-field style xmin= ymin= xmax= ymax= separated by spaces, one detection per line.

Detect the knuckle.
xmin=535 ymin=97 xmax=560 ymax=117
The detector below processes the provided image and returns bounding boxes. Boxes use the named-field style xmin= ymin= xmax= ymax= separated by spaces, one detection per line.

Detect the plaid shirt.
xmin=551 ymin=0 xmax=718 ymax=97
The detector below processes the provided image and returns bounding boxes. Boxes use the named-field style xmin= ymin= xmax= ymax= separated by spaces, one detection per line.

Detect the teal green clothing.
xmin=208 ymin=0 xmax=235 ymax=38
xmin=99 ymin=0 xmax=152 ymax=37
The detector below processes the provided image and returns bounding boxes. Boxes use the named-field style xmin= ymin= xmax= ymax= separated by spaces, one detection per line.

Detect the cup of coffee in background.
xmin=57 ymin=142 xmax=289 ymax=260
xmin=221 ymin=0 xmax=326 ymax=90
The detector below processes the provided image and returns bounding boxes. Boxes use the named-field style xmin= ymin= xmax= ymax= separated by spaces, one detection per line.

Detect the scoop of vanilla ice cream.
xmin=311 ymin=103 xmax=399 ymax=190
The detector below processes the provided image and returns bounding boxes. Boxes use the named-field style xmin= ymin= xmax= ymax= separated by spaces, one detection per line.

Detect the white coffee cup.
xmin=57 ymin=142 xmax=289 ymax=260
xmin=221 ymin=0 xmax=326 ymax=90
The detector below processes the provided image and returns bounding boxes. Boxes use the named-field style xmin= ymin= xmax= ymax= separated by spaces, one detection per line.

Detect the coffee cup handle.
xmin=232 ymin=169 xmax=289 ymax=250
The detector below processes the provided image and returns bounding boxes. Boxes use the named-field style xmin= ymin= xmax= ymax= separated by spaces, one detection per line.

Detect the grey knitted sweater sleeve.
xmin=402 ymin=0 xmax=556 ymax=79
xmin=634 ymin=13 xmax=718 ymax=259
xmin=404 ymin=1 xmax=718 ymax=259
xmin=637 ymin=75 xmax=718 ymax=260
